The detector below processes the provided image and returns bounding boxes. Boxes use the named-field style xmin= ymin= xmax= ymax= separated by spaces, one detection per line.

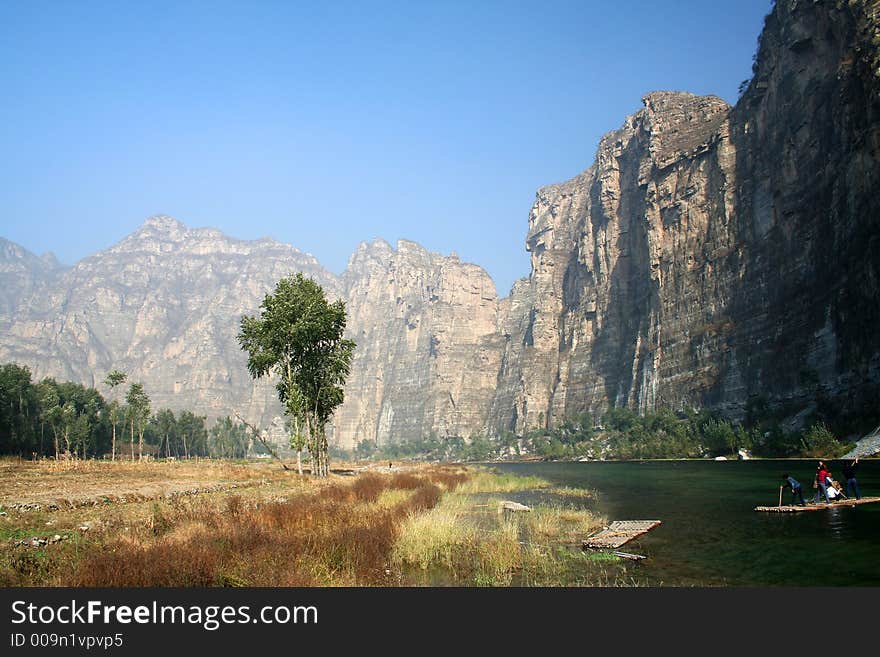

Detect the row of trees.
xmin=347 ymin=407 xmax=852 ymax=463
xmin=0 ymin=363 xmax=255 ymax=460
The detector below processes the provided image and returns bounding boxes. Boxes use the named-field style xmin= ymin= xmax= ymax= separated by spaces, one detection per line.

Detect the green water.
xmin=490 ymin=459 xmax=880 ymax=586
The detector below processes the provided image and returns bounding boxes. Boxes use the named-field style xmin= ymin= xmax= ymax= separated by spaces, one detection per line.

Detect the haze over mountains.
xmin=2 ymin=0 xmax=879 ymax=451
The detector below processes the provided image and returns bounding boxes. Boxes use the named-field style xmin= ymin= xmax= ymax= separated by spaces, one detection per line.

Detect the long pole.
xmin=778 ymin=486 xmax=783 ymax=507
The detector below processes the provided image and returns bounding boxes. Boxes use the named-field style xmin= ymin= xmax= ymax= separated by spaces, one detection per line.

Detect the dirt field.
xmin=0 ymin=457 xmax=298 ymax=510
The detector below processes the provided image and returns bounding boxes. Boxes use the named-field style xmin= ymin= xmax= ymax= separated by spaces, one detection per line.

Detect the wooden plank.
xmin=755 ymin=496 xmax=880 ymax=513
xmin=612 ymin=551 xmax=647 ymax=561
xmin=583 ymin=520 xmax=662 ymax=549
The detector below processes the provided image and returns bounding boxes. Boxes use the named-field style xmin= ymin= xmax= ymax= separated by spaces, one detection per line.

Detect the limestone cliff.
xmin=336 ymin=239 xmax=504 ymax=446
xmin=489 ymin=0 xmax=880 ymax=434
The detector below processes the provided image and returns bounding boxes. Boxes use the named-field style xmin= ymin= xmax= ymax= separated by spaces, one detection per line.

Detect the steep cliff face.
xmin=490 ymin=0 xmax=880 ymax=433
xmin=722 ymin=0 xmax=880 ymax=417
xmin=336 ymin=239 xmax=504 ymax=446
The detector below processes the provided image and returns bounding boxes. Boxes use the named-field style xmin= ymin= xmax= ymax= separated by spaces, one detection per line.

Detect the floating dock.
xmin=755 ymin=496 xmax=880 ymax=513
xmin=583 ymin=520 xmax=662 ymax=549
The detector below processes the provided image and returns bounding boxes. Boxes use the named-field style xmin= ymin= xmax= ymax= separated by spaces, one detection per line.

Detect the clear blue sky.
xmin=1 ymin=0 xmax=773 ymax=296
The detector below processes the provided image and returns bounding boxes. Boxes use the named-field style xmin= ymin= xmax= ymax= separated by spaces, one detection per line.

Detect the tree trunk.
xmin=138 ymin=430 xmax=143 ymax=461
xmin=296 ymin=449 xmax=303 ymax=476
xmin=183 ymin=433 xmax=189 ymax=459
xmin=111 ymin=422 xmax=116 ymax=462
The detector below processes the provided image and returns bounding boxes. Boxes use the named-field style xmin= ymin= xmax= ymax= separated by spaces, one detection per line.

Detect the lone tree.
xmin=238 ymin=273 xmax=355 ymax=477
xmin=125 ymin=382 xmax=151 ymax=461
xmin=104 ymin=369 xmax=127 ymax=461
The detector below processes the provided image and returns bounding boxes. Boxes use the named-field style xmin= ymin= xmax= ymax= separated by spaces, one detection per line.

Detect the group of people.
xmin=782 ymin=458 xmax=861 ymax=506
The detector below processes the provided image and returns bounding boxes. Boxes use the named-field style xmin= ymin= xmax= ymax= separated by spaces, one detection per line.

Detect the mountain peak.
xmin=142 ymin=215 xmax=187 ymax=232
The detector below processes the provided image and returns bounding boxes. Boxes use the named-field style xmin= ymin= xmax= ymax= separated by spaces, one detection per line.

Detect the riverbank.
xmin=0 ymin=458 xmax=618 ymax=586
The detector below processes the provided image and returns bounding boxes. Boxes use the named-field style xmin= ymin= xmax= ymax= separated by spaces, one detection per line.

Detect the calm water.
xmin=490 ymin=459 xmax=880 ymax=586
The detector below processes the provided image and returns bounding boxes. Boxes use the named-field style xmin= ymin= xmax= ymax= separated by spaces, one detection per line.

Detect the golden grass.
xmin=453 ymin=469 xmax=550 ymax=494
xmin=0 ymin=456 xmax=298 ymax=510
xmin=548 ymin=485 xmax=596 ymax=499
xmin=0 ymin=459 xmax=629 ymax=587
xmin=392 ymin=502 xmax=476 ymax=571
xmin=391 ymin=469 xmax=610 ymax=586
xmin=522 ymin=505 xmax=602 ymax=541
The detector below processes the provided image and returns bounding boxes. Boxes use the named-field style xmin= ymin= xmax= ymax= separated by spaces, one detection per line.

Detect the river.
xmin=489 ymin=459 xmax=880 ymax=586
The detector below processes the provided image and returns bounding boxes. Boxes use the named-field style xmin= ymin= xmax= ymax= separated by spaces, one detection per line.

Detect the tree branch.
xmin=233 ymin=411 xmax=290 ymax=470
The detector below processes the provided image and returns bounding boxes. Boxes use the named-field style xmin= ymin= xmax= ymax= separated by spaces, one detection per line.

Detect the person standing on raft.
xmin=842 ymin=457 xmax=861 ymax=500
xmin=782 ymin=473 xmax=807 ymax=506
xmin=814 ymin=462 xmax=831 ymax=504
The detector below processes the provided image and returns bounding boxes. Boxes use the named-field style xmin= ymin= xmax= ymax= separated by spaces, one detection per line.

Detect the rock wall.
xmin=488 ymin=0 xmax=880 ymax=434
xmin=335 ymin=239 xmax=505 ymax=446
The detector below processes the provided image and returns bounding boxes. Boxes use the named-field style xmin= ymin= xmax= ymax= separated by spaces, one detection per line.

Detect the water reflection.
xmin=824 ymin=507 xmax=846 ymax=539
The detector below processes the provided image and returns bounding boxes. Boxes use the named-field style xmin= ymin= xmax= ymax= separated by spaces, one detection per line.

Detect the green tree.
xmin=238 ymin=273 xmax=356 ymax=477
xmin=700 ymin=418 xmax=737 ymax=456
xmin=177 ymin=410 xmax=208 ymax=458
xmin=0 ymin=363 xmax=41 ymax=456
xmin=36 ymin=379 xmax=62 ymax=458
xmin=153 ymin=408 xmax=176 ymax=459
xmin=125 ymin=383 xmax=151 ymax=461
xmin=209 ymin=416 xmax=248 ymax=459
xmin=104 ymin=370 xmax=127 ymax=461
xmin=801 ymin=422 xmax=848 ymax=458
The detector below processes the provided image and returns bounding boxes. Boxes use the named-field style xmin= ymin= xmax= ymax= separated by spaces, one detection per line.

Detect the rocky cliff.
xmin=335 ymin=239 xmax=504 ymax=446
xmin=0 ymin=221 xmax=504 ymax=451
xmin=1 ymin=0 xmax=878 ymax=450
xmin=0 ymin=217 xmax=339 ymax=445
xmin=489 ymin=0 xmax=880 ymax=434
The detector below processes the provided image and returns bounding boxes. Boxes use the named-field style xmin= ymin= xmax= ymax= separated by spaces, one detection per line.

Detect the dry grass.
xmin=0 ymin=460 xmax=465 ymax=587
xmin=0 ymin=457 xmax=294 ymax=510
xmin=392 ymin=473 xmax=610 ymax=586
xmin=0 ymin=458 xmax=624 ymax=587
xmin=65 ymin=470 xmax=447 ymax=587
xmin=453 ymin=468 xmax=550 ymax=494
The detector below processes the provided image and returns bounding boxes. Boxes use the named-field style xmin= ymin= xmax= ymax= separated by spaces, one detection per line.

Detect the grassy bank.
xmin=0 ymin=459 xmax=633 ymax=586
xmin=391 ymin=466 xmax=631 ymax=586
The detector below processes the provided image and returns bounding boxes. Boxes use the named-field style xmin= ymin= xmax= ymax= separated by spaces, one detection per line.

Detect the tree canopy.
xmin=238 ymin=273 xmax=355 ymax=476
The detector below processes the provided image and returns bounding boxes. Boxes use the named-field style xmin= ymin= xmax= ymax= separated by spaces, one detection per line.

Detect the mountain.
xmin=1 ymin=0 xmax=878 ymax=450
xmin=0 ymin=216 xmax=338 ymax=442
xmin=0 ymin=237 xmax=66 ymax=321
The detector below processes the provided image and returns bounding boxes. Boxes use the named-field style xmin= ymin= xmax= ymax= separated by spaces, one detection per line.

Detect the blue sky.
xmin=1 ymin=0 xmax=773 ymax=296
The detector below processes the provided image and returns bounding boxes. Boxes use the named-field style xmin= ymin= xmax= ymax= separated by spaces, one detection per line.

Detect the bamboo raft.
xmin=583 ymin=520 xmax=662 ymax=549
xmin=755 ymin=496 xmax=880 ymax=513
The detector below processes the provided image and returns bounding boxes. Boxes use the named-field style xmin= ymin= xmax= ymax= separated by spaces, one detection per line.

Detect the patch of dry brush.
xmin=66 ymin=467 xmax=465 ymax=587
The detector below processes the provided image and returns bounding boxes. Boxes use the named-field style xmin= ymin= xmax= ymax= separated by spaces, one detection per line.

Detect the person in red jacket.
xmin=813 ymin=461 xmax=831 ymax=504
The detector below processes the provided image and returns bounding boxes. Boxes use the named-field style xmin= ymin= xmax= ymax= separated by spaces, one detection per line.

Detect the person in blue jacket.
xmin=782 ymin=473 xmax=807 ymax=505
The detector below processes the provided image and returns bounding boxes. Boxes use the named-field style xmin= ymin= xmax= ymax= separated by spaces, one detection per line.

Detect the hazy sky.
xmin=1 ymin=0 xmax=773 ymax=296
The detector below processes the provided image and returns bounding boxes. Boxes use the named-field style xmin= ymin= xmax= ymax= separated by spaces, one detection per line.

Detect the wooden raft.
xmin=583 ymin=520 xmax=662 ymax=549
xmin=755 ymin=496 xmax=880 ymax=513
